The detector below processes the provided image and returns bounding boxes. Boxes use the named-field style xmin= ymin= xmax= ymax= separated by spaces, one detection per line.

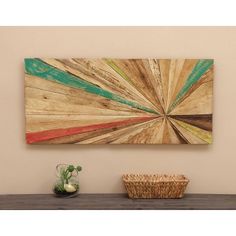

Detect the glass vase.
xmin=53 ymin=164 xmax=80 ymax=198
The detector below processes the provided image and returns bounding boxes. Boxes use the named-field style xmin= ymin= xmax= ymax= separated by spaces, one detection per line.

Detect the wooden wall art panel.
xmin=24 ymin=58 xmax=213 ymax=144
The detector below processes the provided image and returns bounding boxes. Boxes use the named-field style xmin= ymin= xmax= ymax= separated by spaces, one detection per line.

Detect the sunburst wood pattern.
xmin=24 ymin=58 xmax=214 ymax=144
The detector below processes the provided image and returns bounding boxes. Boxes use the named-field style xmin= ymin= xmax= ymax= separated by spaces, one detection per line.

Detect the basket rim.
xmin=122 ymin=174 xmax=190 ymax=183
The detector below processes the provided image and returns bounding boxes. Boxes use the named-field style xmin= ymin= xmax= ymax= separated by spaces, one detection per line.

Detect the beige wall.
xmin=0 ymin=27 xmax=236 ymax=194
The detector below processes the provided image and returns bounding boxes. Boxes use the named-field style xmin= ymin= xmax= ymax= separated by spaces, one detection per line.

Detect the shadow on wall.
xmin=25 ymin=143 xmax=211 ymax=153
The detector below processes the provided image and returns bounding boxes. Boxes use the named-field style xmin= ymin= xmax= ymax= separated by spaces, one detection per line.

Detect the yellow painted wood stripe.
xmin=173 ymin=119 xmax=212 ymax=144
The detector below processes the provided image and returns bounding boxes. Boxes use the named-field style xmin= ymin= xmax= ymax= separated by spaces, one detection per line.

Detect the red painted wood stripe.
xmin=26 ymin=116 xmax=158 ymax=144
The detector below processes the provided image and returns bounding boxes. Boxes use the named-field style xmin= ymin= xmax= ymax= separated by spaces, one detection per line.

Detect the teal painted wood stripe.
xmin=168 ymin=59 xmax=213 ymax=113
xmin=25 ymin=59 xmax=159 ymax=115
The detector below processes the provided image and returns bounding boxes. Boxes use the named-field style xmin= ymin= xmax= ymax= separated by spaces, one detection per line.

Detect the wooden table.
xmin=0 ymin=194 xmax=236 ymax=210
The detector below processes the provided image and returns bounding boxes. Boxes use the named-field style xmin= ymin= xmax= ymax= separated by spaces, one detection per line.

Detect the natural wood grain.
xmin=169 ymin=114 xmax=212 ymax=131
xmin=26 ymin=115 xmax=153 ymax=133
xmin=170 ymin=67 xmax=213 ymax=113
xmin=42 ymin=59 xmax=158 ymax=112
xmin=159 ymin=59 xmax=171 ymax=112
xmin=145 ymin=59 xmax=165 ymax=112
xmin=25 ymin=59 xmax=158 ymax=115
xmin=121 ymin=118 xmax=163 ymax=144
xmin=25 ymin=58 xmax=213 ymax=144
xmin=169 ymin=118 xmax=208 ymax=144
xmin=107 ymin=59 xmax=163 ymax=112
xmin=169 ymin=60 xmax=213 ymax=112
xmin=170 ymin=81 xmax=213 ymax=115
xmin=26 ymin=116 xmax=157 ymax=144
xmin=25 ymin=76 xmax=155 ymax=117
xmin=166 ymin=59 xmax=185 ymax=112
xmin=169 ymin=59 xmax=198 ymax=112
xmin=164 ymin=118 xmax=187 ymax=144
xmin=0 ymin=194 xmax=236 ymax=210
xmin=79 ymin=118 xmax=160 ymax=144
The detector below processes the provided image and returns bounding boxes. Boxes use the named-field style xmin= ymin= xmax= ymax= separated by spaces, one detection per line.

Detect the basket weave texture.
xmin=123 ymin=174 xmax=189 ymax=199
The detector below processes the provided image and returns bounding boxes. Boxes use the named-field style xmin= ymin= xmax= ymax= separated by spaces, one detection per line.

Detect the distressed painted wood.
xmin=24 ymin=58 xmax=214 ymax=144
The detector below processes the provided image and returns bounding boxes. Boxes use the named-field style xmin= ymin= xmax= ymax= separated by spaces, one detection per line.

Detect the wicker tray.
xmin=123 ymin=174 xmax=189 ymax=199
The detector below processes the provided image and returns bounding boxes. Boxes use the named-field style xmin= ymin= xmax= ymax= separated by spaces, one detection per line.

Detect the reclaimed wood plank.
xmin=0 ymin=194 xmax=236 ymax=210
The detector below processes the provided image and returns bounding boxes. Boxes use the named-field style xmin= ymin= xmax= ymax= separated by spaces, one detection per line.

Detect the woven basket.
xmin=123 ymin=174 xmax=189 ymax=199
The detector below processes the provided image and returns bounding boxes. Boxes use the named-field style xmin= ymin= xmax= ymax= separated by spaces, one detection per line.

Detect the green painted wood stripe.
xmin=192 ymin=59 xmax=206 ymax=72
xmin=25 ymin=58 xmax=159 ymax=115
xmin=168 ymin=59 xmax=213 ymax=113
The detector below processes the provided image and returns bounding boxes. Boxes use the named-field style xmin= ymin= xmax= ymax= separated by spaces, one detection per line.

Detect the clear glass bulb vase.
xmin=53 ymin=164 xmax=81 ymax=198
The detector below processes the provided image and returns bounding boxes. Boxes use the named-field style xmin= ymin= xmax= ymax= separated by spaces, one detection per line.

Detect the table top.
xmin=0 ymin=193 xmax=236 ymax=210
